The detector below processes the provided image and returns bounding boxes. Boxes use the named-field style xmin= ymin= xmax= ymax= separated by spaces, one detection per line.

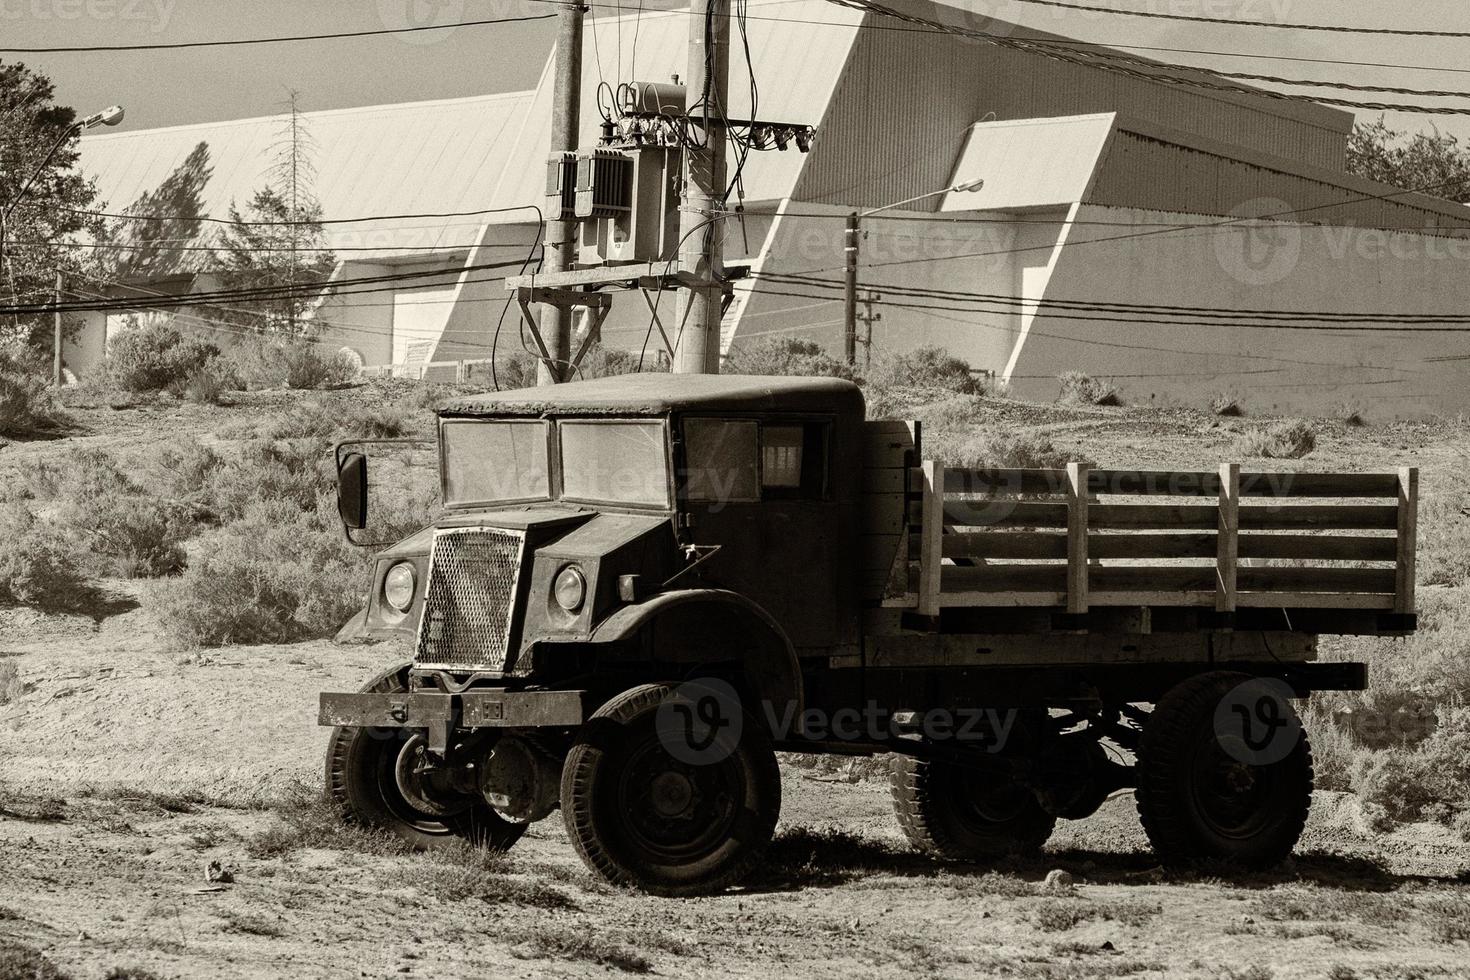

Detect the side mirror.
xmin=337 ymin=452 xmax=368 ymax=530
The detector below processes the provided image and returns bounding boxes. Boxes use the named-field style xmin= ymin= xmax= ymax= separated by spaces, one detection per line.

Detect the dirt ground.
xmin=3 ymin=591 xmax=1469 ymax=979
xmin=3 ymin=389 xmax=1470 ymax=979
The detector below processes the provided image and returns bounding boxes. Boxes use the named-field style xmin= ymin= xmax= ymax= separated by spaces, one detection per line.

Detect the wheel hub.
xmin=394 ymin=734 xmax=469 ymax=819
xmin=650 ymin=771 xmax=697 ymax=817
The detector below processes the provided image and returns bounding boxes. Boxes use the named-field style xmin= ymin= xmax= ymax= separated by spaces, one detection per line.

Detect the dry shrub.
xmin=0 ymin=944 xmax=70 ymax=980
xmin=0 ymin=662 xmax=20 ymax=705
xmin=1350 ymin=709 xmax=1470 ymax=831
xmin=41 ymin=448 xmax=189 ymax=577
xmin=0 ymin=353 xmax=66 ymax=437
xmin=724 ymin=337 xmax=857 ymax=380
xmin=1234 ymin=419 xmax=1317 ymax=459
xmin=107 ymin=321 xmax=222 ymax=396
xmin=210 ymin=439 xmax=334 ymax=521
xmin=1210 ymin=391 xmax=1244 ymax=416
xmin=515 ymin=924 xmax=652 ymax=974
xmin=937 ymin=430 xmax=1093 ymax=470
xmin=0 ymin=503 xmax=87 ymax=609
xmin=868 ymin=345 xmax=982 ymax=395
xmin=228 ymin=336 xmax=358 ymax=390
xmin=260 ymin=400 xmax=419 ymax=442
xmin=1332 ymin=399 xmax=1368 ymax=427
xmin=155 ymin=497 xmax=367 ymax=647
xmin=1057 ymin=371 xmax=1122 ymax=406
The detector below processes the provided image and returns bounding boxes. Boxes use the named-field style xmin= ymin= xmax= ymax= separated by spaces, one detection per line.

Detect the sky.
xmin=7 ymin=0 xmax=1470 ymax=144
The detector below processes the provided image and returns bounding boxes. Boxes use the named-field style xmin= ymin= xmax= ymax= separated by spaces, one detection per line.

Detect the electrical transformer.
xmin=544 ymin=151 xmax=576 ymax=221
xmin=577 ymin=145 xmax=681 ymax=266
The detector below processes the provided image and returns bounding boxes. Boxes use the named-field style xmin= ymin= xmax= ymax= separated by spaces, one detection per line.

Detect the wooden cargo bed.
xmin=860 ymin=421 xmax=1418 ymax=632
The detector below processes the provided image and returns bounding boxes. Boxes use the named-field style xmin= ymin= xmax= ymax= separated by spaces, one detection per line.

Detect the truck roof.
xmin=440 ymin=373 xmax=866 ymax=417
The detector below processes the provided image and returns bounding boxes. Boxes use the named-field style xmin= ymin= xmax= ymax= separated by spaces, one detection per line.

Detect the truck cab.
xmin=321 ymin=373 xmax=1417 ymax=895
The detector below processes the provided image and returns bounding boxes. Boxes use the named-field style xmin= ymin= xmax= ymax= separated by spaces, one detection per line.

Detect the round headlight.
xmin=554 ymin=565 xmax=587 ymax=613
xmin=383 ymin=562 xmax=417 ymax=613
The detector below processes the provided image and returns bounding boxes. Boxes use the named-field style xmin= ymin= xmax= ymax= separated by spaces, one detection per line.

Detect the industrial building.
xmin=74 ymin=0 xmax=1470 ymax=414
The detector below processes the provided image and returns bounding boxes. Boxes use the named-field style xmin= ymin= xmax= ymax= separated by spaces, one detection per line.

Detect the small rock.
xmin=1100 ymin=941 xmax=1115 ymax=952
xmin=1039 ymin=869 xmax=1076 ymax=896
xmin=205 ymin=860 xmax=235 ymax=884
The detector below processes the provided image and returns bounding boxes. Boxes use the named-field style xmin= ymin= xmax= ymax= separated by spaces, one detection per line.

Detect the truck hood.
xmin=376 ymin=507 xmax=596 ymax=560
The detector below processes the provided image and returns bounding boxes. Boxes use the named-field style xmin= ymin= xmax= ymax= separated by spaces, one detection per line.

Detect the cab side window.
xmin=682 ymin=417 xmax=829 ymax=503
xmin=682 ymin=418 xmax=759 ymax=503
xmin=761 ymin=422 xmax=828 ymax=499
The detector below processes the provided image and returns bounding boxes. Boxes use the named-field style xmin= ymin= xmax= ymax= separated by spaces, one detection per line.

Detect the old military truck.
xmin=320 ymin=374 xmax=1418 ymax=895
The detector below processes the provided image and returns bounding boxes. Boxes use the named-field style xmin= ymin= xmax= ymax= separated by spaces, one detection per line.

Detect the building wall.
xmin=1005 ymin=204 xmax=1470 ymax=417
xmin=794 ymin=11 xmax=1351 ymax=211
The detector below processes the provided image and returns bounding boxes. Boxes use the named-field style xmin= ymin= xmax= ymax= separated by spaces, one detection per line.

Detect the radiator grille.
xmin=415 ymin=527 xmax=526 ymax=671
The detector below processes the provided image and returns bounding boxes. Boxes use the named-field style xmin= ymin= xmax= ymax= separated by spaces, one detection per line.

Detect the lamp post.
xmin=843 ymin=178 xmax=984 ymax=365
xmin=0 ymin=104 xmax=125 ymax=386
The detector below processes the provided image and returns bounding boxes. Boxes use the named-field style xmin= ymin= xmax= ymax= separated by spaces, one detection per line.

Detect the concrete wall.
xmin=1006 ymin=204 xmax=1470 ymax=417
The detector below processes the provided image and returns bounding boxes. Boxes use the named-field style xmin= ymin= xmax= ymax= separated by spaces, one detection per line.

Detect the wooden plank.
xmin=865 ymin=494 xmax=908 ymax=535
xmin=941 ymin=468 xmax=1402 ymax=498
xmin=860 ymin=468 xmax=908 ymax=494
xmin=1237 ymin=592 xmax=1395 ymax=610
xmin=942 ymin=531 xmax=1068 ymax=560
xmin=1238 ymin=534 xmax=1396 ymax=561
xmin=1396 ymin=466 xmax=1418 ymax=615
xmin=1217 ymin=462 xmax=1239 ymax=615
xmin=917 ymin=461 xmax=944 ymax=617
xmin=1087 ymin=503 xmax=1399 ymax=530
xmin=1237 ymin=566 xmax=1397 ymax=593
xmin=943 ymin=564 xmax=1068 ymax=593
xmin=941 ymin=500 xmax=1070 ymax=528
xmin=1067 ymin=462 xmax=1089 ymax=615
xmin=1090 ymin=533 xmax=1216 ymax=559
xmin=1088 ymin=590 xmax=1216 ymax=607
xmin=861 ymin=420 xmax=919 ymax=467
xmin=860 ymin=533 xmax=905 ymax=571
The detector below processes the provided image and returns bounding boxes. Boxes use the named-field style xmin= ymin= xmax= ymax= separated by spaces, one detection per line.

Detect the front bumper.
xmin=319 ymin=688 xmax=585 ymax=752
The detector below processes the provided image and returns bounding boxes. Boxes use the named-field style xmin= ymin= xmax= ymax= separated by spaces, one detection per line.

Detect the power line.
xmin=63 ymin=203 xmax=543 ymax=229
xmin=0 ymin=12 xmax=555 ymax=54
xmin=820 ymin=0 xmax=1470 ymax=116
xmin=999 ymin=0 xmax=1470 ymax=39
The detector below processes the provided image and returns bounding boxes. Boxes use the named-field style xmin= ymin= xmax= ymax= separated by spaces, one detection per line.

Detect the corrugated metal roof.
xmin=941 ymin=114 xmax=1116 ymax=211
xmin=79 ymin=91 xmax=536 ymax=259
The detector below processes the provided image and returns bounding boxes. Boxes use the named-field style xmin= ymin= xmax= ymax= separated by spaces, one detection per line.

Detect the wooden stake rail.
xmin=905 ymin=462 xmax=1418 ymax=619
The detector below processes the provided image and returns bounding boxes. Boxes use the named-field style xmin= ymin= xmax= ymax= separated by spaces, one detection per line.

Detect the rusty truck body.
xmin=319 ymin=374 xmax=1417 ymax=895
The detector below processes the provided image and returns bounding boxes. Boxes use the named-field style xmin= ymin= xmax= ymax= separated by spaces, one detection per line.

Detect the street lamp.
xmin=843 ymin=178 xmax=984 ymax=365
xmin=0 ymin=104 xmax=125 ymax=386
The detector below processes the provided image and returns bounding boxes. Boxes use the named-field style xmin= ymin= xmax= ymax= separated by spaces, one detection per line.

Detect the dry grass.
xmin=1233 ymin=419 xmax=1317 ymax=459
xmin=514 ymin=923 xmax=654 ymax=974
xmin=0 ymin=944 xmax=70 ymax=980
xmin=216 ymin=909 xmax=287 ymax=938
xmin=1210 ymin=391 xmax=1244 ymax=416
xmin=0 ymin=355 xmax=67 ymax=438
xmin=1057 ymin=371 xmax=1122 ymax=407
xmin=0 ymin=662 xmax=19 ymax=705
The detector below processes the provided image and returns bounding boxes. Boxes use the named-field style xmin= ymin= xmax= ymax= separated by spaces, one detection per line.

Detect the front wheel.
xmin=325 ymin=665 xmax=526 ymax=851
xmin=560 ymin=683 xmax=781 ymax=896
xmin=1136 ymin=671 xmax=1313 ymax=867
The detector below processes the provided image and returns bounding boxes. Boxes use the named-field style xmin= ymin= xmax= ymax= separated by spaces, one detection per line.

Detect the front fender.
xmin=589 ymin=589 xmax=804 ymax=720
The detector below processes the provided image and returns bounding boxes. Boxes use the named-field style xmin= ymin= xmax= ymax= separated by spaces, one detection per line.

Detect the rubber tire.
xmin=325 ymin=664 xmax=526 ymax=851
xmin=890 ymin=753 xmax=1057 ymax=860
xmin=1136 ymin=671 xmax=1313 ymax=868
xmin=560 ymin=683 xmax=781 ymax=896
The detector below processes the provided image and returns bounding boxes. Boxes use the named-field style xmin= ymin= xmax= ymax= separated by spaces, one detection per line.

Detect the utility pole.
xmin=538 ymin=1 xmax=584 ymax=386
xmin=843 ymin=211 xmax=859 ymax=364
xmin=857 ymin=289 xmax=881 ymax=368
xmin=673 ymin=0 xmax=730 ymax=374
xmin=52 ymin=271 xmax=62 ymax=388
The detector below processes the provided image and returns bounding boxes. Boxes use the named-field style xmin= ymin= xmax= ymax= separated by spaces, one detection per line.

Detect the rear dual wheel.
xmin=890 ymin=753 xmax=1056 ymax=860
xmin=1136 ymin=671 xmax=1313 ymax=867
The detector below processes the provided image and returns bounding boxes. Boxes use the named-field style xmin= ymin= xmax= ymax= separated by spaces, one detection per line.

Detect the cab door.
xmin=678 ymin=415 xmax=839 ymax=648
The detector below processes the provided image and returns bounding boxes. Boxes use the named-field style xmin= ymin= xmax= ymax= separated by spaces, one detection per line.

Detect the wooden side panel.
xmin=1396 ymin=466 xmax=1418 ymax=615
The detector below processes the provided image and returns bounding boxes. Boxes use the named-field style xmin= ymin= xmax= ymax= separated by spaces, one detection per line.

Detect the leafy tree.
xmin=1346 ymin=117 xmax=1470 ymax=204
xmin=0 ymin=59 xmax=105 ymax=352
xmin=214 ymin=91 xmax=336 ymax=336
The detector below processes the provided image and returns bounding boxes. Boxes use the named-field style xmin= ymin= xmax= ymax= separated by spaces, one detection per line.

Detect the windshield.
xmin=559 ymin=420 xmax=671 ymax=508
xmin=441 ymin=418 xmax=672 ymax=509
xmin=442 ymin=420 xmax=551 ymax=506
